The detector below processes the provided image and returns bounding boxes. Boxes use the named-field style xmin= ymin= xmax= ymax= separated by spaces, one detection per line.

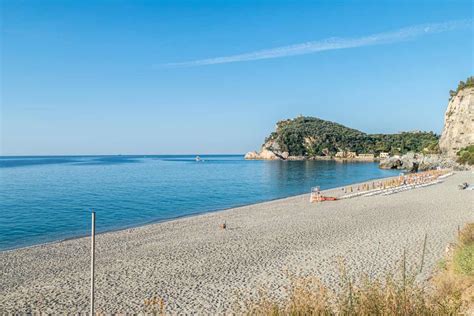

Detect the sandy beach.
xmin=1 ymin=171 xmax=473 ymax=314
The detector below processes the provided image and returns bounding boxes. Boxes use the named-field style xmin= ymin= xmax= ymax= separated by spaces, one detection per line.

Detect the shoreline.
xmin=1 ymin=171 xmax=472 ymax=313
xmin=245 ymin=155 xmax=380 ymax=162
xmin=0 ymin=172 xmax=401 ymax=254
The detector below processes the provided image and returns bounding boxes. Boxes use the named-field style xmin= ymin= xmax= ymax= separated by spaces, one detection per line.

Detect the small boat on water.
xmin=195 ymin=155 xmax=203 ymax=162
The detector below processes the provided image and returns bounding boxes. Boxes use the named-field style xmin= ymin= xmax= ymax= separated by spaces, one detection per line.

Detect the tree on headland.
xmin=449 ymin=76 xmax=474 ymax=100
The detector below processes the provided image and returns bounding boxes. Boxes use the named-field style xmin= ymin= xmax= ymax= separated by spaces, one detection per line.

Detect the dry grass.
xmin=143 ymin=297 xmax=166 ymax=315
xmin=247 ymin=224 xmax=474 ymax=316
xmin=248 ymin=267 xmax=446 ymax=315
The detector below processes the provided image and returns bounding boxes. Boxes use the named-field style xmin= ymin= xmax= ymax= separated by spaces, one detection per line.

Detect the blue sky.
xmin=1 ymin=0 xmax=473 ymax=155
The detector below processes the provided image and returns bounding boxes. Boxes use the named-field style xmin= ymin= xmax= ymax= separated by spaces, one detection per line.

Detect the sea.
xmin=0 ymin=155 xmax=400 ymax=251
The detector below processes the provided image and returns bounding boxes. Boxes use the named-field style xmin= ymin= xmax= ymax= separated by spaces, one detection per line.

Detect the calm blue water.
xmin=0 ymin=155 xmax=399 ymax=251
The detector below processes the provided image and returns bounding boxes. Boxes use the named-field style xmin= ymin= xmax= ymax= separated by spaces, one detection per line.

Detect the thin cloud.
xmin=161 ymin=19 xmax=471 ymax=68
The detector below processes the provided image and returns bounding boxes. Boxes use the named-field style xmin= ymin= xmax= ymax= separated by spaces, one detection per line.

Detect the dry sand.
xmin=1 ymin=171 xmax=473 ymax=314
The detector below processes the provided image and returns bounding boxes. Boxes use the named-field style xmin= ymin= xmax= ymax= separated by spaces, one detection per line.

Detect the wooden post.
xmin=402 ymin=248 xmax=406 ymax=291
xmin=90 ymin=211 xmax=96 ymax=316
xmin=419 ymin=233 xmax=428 ymax=273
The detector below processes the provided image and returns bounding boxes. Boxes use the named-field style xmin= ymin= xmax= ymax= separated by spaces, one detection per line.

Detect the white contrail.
xmin=161 ymin=19 xmax=471 ymax=67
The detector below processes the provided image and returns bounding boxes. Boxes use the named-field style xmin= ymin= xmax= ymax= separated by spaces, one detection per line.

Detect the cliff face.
xmin=439 ymin=87 xmax=474 ymax=157
xmin=244 ymin=137 xmax=290 ymax=160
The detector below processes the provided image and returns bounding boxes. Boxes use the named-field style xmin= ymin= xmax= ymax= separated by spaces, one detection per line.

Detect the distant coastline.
xmin=245 ymin=152 xmax=382 ymax=162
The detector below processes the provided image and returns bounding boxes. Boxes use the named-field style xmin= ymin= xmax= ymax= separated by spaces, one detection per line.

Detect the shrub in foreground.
xmin=457 ymin=145 xmax=474 ymax=166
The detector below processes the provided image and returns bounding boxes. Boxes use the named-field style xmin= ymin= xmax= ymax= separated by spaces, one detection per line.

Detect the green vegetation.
xmin=452 ymin=223 xmax=474 ymax=276
xmin=422 ymin=141 xmax=440 ymax=154
xmin=449 ymin=76 xmax=474 ymax=99
xmin=457 ymin=145 xmax=474 ymax=165
xmin=369 ymin=132 xmax=439 ymax=156
xmin=264 ymin=116 xmax=439 ymax=157
xmin=453 ymin=244 xmax=474 ymax=275
xmin=432 ymin=223 xmax=474 ymax=313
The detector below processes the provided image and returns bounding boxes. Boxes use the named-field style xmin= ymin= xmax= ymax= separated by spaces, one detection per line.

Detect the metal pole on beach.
xmin=90 ymin=210 xmax=96 ymax=315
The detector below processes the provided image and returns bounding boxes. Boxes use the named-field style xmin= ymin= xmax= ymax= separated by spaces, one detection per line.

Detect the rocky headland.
xmin=380 ymin=78 xmax=474 ymax=171
xmin=378 ymin=152 xmax=466 ymax=171
xmin=246 ymin=77 xmax=474 ymax=171
xmin=244 ymin=117 xmax=438 ymax=162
